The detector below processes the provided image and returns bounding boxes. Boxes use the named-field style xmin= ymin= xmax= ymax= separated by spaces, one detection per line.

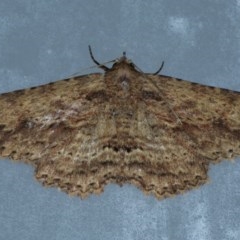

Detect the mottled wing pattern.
xmin=0 ymin=74 xmax=111 ymax=196
xmin=150 ymin=74 xmax=240 ymax=160
xmin=136 ymin=74 xmax=240 ymax=197
xmin=1 ymin=58 xmax=240 ymax=200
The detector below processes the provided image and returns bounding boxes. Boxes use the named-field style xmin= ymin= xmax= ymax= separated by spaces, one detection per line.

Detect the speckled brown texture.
xmin=0 ymin=56 xmax=240 ymax=199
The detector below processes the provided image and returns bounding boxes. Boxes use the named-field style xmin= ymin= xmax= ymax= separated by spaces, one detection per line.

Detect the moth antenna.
xmin=130 ymin=61 xmax=165 ymax=75
xmin=88 ymin=45 xmax=110 ymax=71
xmin=66 ymin=59 xmax=116 ymax=78
xmin=153 ymin=61 xmax=164 ymax=75
xmin=147 ymin=61 xmax=181 ymax=123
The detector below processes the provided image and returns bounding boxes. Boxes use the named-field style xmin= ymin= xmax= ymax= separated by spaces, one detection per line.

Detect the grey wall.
xmin=0 ymin=1 xmax=240 ymax=239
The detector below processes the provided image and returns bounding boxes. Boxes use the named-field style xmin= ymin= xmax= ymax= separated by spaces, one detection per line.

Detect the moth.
xmin=0 ymin=46 xmax=240 ymax=199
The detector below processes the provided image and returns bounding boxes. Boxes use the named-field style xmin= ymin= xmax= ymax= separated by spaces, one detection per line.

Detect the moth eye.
xmin=129 ymin=62 xmax=135 ymax=68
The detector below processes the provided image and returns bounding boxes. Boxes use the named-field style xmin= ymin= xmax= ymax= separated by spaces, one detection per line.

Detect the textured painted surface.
xmin=0 ymin=1 xmax=240 ymax=239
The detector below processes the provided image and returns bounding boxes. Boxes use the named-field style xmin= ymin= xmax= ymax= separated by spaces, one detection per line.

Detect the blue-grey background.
xmin=0 ymin=1 xmax=240 ymax=239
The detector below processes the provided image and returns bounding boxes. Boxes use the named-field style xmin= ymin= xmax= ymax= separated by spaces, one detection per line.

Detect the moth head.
xmin=88 ymin=46 xmax=138 ymax=72
xmin=111 ymin=52 xmax=136 ymax=70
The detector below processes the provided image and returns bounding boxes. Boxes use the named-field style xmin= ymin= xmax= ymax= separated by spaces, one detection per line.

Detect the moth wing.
xmin=0 ymin=74 xmax=104 ymax=163
xmin=148 ymin=74 xmax=240 ymax=162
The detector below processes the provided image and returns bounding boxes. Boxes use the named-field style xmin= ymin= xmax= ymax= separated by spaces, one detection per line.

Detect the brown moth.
xmin=0 ymin=47 xmax=240 ymax=199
